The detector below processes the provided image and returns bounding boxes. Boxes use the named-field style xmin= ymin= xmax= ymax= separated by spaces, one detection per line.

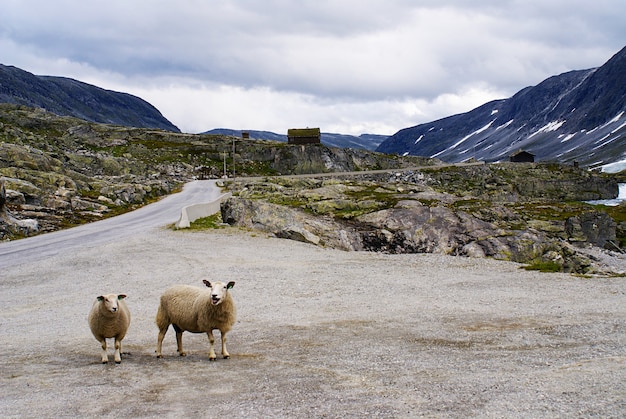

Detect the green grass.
xmin=522 ymin=261 xmax=562 ymax=272
xmin=189 ymin=213 xmax=226 ymax=229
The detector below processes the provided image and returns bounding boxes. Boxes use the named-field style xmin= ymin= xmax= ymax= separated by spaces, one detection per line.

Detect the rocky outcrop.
xmin=220 ymin=197 xmax=361 ymax=250
xmin=220 ymin=196 xmax=594 ymax=273
xmin=0 ymin=178 xmax=39 ymax=238
xmin=565 ymin=211 xmax=617 ymax=248
xmin=0 ymin=138 xmax=181 ymax=239
xmin=416 ymin=163 xmax=618 ymax=202
xmin=219 ymin=165 xmax=625 ymax=274
xmin=231 ymin=142 xmax=437 ymax=175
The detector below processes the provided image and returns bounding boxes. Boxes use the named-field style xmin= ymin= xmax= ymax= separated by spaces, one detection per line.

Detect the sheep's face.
xmin=203 ymin=280 xmax=235 ymax=305
xmin=97 ymin=294 xmax=127 ymax=313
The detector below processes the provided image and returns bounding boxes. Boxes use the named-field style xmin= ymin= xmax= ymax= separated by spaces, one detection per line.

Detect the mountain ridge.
xmin=2 ymin=43 xmax=625 ymax=168
xmin=376 ymin=46 xmax=626 ymax=168
xmin=202 ymin=128 xmax=387 ymax=150
xmin=0 ymin=64 xmax=180 ymax=132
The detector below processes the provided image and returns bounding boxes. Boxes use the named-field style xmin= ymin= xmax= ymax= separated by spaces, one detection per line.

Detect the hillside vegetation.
xmin=0 ymin=104 xmax=433 ymax=238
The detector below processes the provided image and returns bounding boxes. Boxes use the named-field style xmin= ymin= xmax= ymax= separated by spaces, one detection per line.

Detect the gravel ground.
xmin=1 ymin=227 xmax=625 ymax=418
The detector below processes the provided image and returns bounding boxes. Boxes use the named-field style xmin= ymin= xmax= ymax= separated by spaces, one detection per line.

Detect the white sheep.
xmin=156 ymin=280 xmax=236 ymax=361
xmin=88 ymin=294 xmax=131 ymax=364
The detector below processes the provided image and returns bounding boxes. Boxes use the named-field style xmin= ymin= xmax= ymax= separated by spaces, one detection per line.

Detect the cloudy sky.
xmin=2 ymin=1 xmax=625 ymax=135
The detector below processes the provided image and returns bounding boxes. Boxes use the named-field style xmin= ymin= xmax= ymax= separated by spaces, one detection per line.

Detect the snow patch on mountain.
xmin=602 ymin=159 xmax=626 ymax=173
xmin=496 ymin=120 xmax=514 ymax=130
xmin=611 ymin=121 xmax=626 ymax=134
xmin=376 ymin=45 xmax=625 ymax=167
xmin=529 ymin=120 xmax=566 ymax=138
xmin=451 ymin=120 xmax=495 ymax=149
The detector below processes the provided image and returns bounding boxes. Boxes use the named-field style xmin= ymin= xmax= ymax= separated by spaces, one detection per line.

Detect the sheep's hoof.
xmin=115 ymin=361 xmax=121 ymax=364
xmin=223 ymin=355 xmax=230 ymax=359
xmin=209 ymin=357 xmax=217 ymax=361
xmin=101 ymin=360 xmax=108 ymax=364
xmin=179 ymin=352 xmax=187 ymax=357
xmin=156 ymin=355 xmax=163 ymax=359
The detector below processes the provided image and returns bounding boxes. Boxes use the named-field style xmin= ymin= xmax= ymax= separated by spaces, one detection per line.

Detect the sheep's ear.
xmin=203 ymin=280 xmax=212 ymax=288
xmin=97 ymin=296 xmax=104 ymax=302
xmin=227 ymin=281 xmax=235 ymax=289
xmin=118 ymin=294 xmax=127 ymax=300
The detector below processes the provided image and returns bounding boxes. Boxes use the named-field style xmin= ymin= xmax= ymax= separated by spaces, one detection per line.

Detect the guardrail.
xmin=175 ymin=192 xmax=232 ymax=229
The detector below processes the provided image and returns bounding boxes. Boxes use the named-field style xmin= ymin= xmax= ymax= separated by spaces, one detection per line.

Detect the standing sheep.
xmin=88 ymin=294 xmax=131 ymax=364
xmin=156 ymin=280 xmax=236 ymax=361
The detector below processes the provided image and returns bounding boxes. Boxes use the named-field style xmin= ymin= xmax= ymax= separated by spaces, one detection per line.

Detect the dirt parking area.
xmin=1 ymin=228 xmax=625 ymax=418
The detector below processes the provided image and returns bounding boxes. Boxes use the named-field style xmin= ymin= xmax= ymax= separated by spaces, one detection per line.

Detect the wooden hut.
xmin=287 ymin=128 xmax=321 ymax=145
xmin=510 ymin=149 xmax=535 ymax=163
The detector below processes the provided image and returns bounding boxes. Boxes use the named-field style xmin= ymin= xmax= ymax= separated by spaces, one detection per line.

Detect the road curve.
xmin=0 ymin=163 xmax=485 ymax=268
xmin=0 ymin=180 xmax=221 ymax=269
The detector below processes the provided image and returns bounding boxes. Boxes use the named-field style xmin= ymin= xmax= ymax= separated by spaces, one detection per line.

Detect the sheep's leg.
xmin=99 ymin=338 xmax=108 ymax=364
xmin=156 ymin=326 xmax=168 ymax=358
xmin=207 ymin=330 xmax=217 ymax=361
xmin=114 ymin=338 xmax=122 ymax=364
xmin=221 ymin=330 xmax=230 ymax=359
xmin=175 ymin=329 xmax=186 ymax=356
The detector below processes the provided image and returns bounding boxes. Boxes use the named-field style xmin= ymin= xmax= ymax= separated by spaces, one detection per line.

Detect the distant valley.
xmin=1 ymin=45 xmax=625 ymax=169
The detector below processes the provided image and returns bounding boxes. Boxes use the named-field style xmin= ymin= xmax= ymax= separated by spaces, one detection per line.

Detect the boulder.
xmin=0 ymin=178 xmax=39 ymax=238
xmin=220 ymin=197 xmax=360 ymax=250
xmin=565 ymin=211 xmax=617 ymax=248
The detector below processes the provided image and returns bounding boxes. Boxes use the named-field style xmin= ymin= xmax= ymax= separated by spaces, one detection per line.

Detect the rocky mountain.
xmin=204 ymin=128 xmax=387 ymax=151
xmin=0 ymin=64 xmax=180 ymax=132
xmin=377 ymin=45 xmax=626 ymax=169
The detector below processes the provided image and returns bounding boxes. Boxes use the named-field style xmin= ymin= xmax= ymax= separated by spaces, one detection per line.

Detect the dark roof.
xmin=510 ymin=149 xmax=535 ymax=157
xmin=287 ymin=128 xmax=321 ymax=137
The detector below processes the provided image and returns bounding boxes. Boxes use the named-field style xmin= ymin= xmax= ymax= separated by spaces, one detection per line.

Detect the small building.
xmin=510 ymin=149 xmax=535 ymax=163
xmin=287 ymin=128 xmax=321 ymax=145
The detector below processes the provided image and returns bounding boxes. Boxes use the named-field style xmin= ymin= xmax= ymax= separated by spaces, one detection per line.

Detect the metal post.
xmin=232 ymin=137 xmax=236 ymax=179
xmin=222 ymin=151 xmax=227 ymax=178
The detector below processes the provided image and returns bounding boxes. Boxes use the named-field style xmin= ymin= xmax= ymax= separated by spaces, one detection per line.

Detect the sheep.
xmin=156 ymin=280 xmax=236 ymax=361
xmin=88 ymin=294 xmax=131 ymax=364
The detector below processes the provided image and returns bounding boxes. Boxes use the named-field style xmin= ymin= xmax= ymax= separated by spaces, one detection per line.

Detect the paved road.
xmin=0 ymin=180 xmax=221 ymax=268
xmin=0 ymin=162 xmax=495 ymax=269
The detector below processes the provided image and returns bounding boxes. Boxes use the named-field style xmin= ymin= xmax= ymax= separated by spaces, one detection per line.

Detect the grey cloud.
xmin=1 ymin=0 xmax=625 ymax=133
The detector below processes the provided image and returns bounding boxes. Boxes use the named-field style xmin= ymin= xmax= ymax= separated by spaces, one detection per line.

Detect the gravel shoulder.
xmin=1 ymin=227 xmax=625 ymax=418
